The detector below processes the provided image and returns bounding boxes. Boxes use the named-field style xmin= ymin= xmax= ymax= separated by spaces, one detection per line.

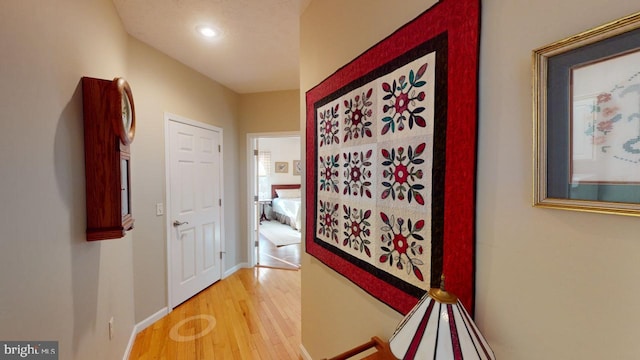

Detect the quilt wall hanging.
xmin=305 ymin=0 xmax=480 ymax=315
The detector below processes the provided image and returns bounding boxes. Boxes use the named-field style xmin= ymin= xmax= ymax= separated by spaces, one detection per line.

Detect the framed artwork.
xmin=305 ymin=0 xmax=480 ymax=314
xmin=293 ymin=160 xmax=302 ymax=175
xmin=275 ymin=161 xmax=288 ymax=173
xmin=534 ymin=11 xmax=640 ymax=216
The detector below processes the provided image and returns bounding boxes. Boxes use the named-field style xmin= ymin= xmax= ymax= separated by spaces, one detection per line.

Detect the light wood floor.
xmin=128 ymin=267 xmax=301 ymax=360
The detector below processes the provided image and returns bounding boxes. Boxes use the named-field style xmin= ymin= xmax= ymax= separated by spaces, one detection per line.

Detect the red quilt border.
xmin=305 ymin=0 xmax=480 ymax=315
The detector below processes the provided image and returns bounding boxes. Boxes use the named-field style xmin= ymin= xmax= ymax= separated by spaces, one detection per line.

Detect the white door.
xmin=168 ymin=118 xmax=222 ymax=308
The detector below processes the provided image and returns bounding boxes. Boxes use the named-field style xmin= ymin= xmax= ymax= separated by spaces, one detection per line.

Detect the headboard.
xmin=271 ymin=184 xmax=301 ymax=199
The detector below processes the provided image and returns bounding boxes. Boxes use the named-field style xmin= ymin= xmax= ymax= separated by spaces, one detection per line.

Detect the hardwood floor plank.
xmin=129 ymin=267 xmax=301 ymax=360
xmin=258 ymin=221 xmax=301 ymax=270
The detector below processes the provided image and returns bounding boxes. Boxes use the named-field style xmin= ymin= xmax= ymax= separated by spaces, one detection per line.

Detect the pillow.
xmin=276 ymin=188 xmax=301 ymax=198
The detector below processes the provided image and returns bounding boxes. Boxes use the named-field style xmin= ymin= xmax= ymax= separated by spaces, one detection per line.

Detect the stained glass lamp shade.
xmin=389 ymin=277 xmax=495 ymax=359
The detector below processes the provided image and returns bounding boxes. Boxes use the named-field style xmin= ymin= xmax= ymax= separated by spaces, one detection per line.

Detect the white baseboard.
xmin=136 ymin=307 xmax=169 ymax=333
xmin=123 ymin=328 xmax=137 ymax=360
xmin=300 ymin=344 xmax=313 ymax=360
xmin=224 ymin=262 xmax=249 ymax=278
xmin=123 ymin=307 xmax=169 ymax=360
xmin=123 ymin=263 xmax=251 ymax=359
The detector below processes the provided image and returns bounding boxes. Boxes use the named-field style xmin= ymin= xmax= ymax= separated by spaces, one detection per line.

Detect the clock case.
xmin=82 ymin=77 xmax=135 ymax=241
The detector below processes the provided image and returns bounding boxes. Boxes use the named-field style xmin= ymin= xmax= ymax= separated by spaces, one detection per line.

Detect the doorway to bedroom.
xmin=247 ymin=132 xmax=301 ymax=270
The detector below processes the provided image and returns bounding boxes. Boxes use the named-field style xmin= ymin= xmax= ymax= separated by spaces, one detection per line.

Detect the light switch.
xmin=156 ymin=203 xmax=164 ymax=216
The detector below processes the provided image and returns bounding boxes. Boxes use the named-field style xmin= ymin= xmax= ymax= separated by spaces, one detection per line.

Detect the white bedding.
xmin=271 ymin=197 xmax=302 ymax=230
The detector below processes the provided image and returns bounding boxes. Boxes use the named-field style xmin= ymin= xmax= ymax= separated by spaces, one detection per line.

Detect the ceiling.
xmin=112 ymin=0 xmax=311 ymax=94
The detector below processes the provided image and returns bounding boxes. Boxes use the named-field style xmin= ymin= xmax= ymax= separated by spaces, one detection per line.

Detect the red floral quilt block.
xmin=306 ymin=0 xmax=480 ymax=314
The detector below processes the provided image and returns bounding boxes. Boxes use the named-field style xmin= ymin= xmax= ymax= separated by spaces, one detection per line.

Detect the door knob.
xmin=173 ymin=220 xmax=189 ymax=227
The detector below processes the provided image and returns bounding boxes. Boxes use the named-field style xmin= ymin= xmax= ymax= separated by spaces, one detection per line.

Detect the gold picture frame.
xmin=533 ymin=11 xmax=640 ymax=216
xmin=293 ymin=160 xmax=301 ymax=175
xmin=275 ymin=161 xmax=288 ymax=173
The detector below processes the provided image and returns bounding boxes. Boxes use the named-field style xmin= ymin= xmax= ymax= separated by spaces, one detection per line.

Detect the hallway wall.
xmin=0 ymin=2 xmax=244 ymax=358
xmin=300 ymin=1 xmax=640 ymax=359
xmin=127 ymin=36 xmax=241 ymax=324
xmin=238 ymin=90 xmax=301 ymax=264
xmin=0 ymin=1 xmax=135 ymax=358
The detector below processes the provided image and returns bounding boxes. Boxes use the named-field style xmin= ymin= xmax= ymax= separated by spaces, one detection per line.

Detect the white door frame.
xmin=165 ymin=112 xmax=225 ymax=310
xmin=246 ymin=131 xmax=300 ymax=267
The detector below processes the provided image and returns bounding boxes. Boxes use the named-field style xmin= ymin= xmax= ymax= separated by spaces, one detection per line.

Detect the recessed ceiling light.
xmin=196 ymin=25 xmax=218 ymax=38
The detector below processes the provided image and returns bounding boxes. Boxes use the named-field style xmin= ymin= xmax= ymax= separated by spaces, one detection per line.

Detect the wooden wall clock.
xmin=82 ymin=77 xmax=136 ymax=241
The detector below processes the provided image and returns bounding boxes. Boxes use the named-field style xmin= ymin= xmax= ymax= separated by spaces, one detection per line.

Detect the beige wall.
xmin=127 ymin=37 xmax=241 ymax=323
xmin=301 ymin=1 xmax=640 ymax=359
xmin=476 ymin=1 xmax=640 ymax=358
xmin=239 ymin=90 xmax=300 ymax=134
xmin=0 ymin=1 xmax=135 ymax=359
xmin=237 ymin=90 xmax=300 ymax=260
xmin=0 ymin=1 xmax=243 ymax=358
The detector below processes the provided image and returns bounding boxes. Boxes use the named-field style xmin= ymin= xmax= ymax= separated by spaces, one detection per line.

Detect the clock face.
xmin=121 ymin=91 xmax=132 ymax=133
xmin=114 ymin=78 xmax=135 ymax=145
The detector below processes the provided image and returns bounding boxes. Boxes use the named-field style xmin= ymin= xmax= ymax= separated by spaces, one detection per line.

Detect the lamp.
xmin=389 ymin=276 xmax=495 ymax=359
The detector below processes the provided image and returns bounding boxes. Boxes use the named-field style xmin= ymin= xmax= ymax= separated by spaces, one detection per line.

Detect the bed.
xmin=271 ymin=184 xmax=302 ymax=230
